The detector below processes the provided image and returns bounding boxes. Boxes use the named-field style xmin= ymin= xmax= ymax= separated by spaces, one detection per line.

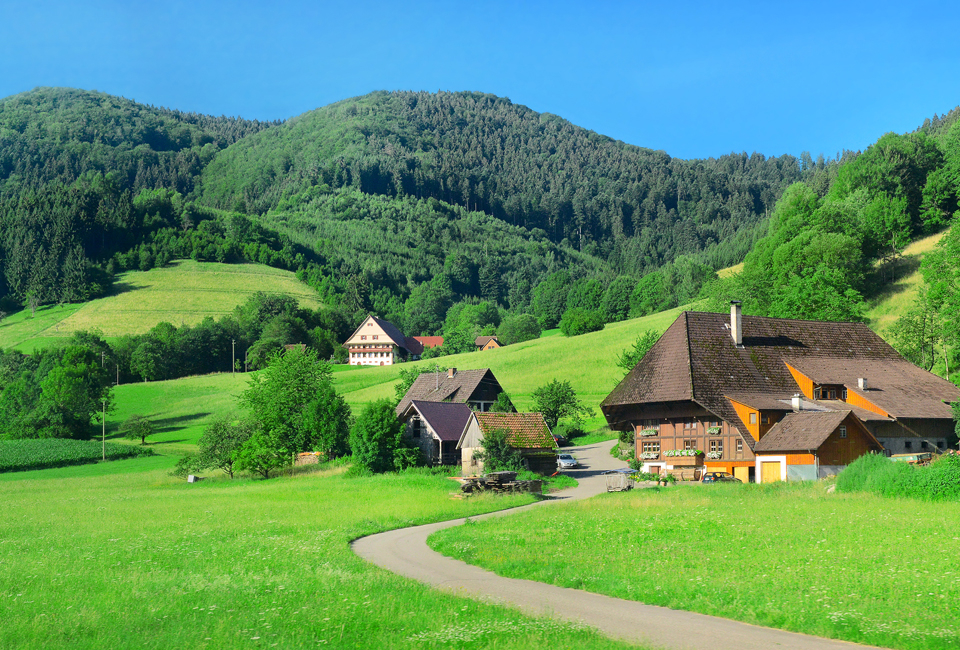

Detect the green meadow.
xmin=0 ymin=460 xmax=642 ymax=650
xmin=0 ymin=260 xmax=323 ymax=352
xmin=329 ymin=307 xmax=685 ymax=419
xmin=430 ymin=482 xmax=960 ymax=650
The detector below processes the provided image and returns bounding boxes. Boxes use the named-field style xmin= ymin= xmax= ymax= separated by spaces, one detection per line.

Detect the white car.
xmin=557 ymin=453 xmax=579 ymax=469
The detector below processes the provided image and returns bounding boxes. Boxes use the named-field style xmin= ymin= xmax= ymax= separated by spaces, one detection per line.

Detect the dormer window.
xmin=814 ymin=387 xmax=822 ymax=400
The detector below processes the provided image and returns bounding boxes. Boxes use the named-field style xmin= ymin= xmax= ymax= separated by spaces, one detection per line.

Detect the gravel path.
xmin=351 ymin=440 xmax=883 ymax=650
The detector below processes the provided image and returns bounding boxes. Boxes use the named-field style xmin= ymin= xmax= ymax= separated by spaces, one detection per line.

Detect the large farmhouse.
xmin=601 ymin=302 xmax=959 ymax=483
xmin=343 ymin=315 xmax=423 ymax=366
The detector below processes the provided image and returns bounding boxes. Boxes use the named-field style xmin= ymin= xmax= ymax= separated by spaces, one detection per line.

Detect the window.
xmin=683 ymin=439 xmax=695 ymax=450
xmin=842 ymin=388 xmax=848 ymax=400
xmin=921 ymin=440 xmax=929 ymax=450
xmin=736 ymin=439 xmax=743 ymax=456
xmin=709 ymin=439 xmax=723 ymax=454
xmin=360 ymin=335 xmax=366 ymax=341
xmin=749 ymin=412 xmax=757 ymax=425
xmin=642 ymin=419 xmax=660 ymax=430
xmin=411 ymin=418 xmax=422 ymax=439
xmin=684 ymin=419 xmax=695 ymax=429
xmin=828 ymin=389 xmax=837 ymax=400
xmin=839 ymin=425 xmax=847 ymax=439
xmin=814 ymin=387 xmax=822 ymax=400
xmin=642 ymin=441 xmax=660 ymax=453
xmin=761 ymin=414 xmax=770 ymax=425
xmin=904 ymin=440 xmax=912 ymax=450
xmin=373 ymin=335 xmax=378 ymax=340
xmin=938 ymin=441 xmax=946 ymax=449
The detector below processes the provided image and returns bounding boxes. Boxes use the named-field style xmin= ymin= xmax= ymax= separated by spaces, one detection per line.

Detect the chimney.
xmin=858 ymin=377 xmax=868 ymax=390
xmin=791 ymin=393 xmax=802 ymax=411
xmin=447 ymin=368 xmax=456 ymax=379
xmin=730 ymin=301 xmax=743 ymax=346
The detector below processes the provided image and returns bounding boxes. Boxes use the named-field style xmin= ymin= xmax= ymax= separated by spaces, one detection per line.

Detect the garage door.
xmin=761 ymin=461 xmax=782 ymax=483
xmin=733 ymin=466 xmax=750 ymax=483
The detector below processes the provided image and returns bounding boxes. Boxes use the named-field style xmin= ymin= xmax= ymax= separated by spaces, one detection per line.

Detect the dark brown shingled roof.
xmin=475 ymin=412 xmax=557 ymax=449
xmin=754 ymin=411 xmax=851 ymax=452
xmin=475 ymin=336 xmax=499 ymax=347
xmin=395 ymin=368 xmax=503 ymax=416
xmin=401 ymin=401 xmax=473 ymax=442
xmin=601 ymin=311 xmax=930 ymax=442
xmin=785 ymin=357 xmax=959 ymax=419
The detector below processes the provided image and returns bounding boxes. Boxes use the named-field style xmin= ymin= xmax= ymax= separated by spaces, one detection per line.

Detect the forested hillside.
xmin=0 ymin=88 xmax=283 ymax=306
xmin=200 ymin=90 xmax=838 ymax=276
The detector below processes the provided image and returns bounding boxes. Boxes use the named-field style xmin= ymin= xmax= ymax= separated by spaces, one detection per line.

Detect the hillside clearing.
xmin=0 ymin=260 xmax=323 ymax=352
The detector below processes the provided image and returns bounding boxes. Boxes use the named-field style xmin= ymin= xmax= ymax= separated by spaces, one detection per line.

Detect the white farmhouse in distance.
xmin=343 ymin=314 xmax=424 ymax=366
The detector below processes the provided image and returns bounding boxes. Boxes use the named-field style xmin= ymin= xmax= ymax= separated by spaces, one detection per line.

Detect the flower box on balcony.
xmin=706 ymin=451 xmax=723 ymax=460
xmin=707 ymin=426 xmax=722 ymax=435
xmin=639 ymin=429 xmax=659 ymax=437
xmin=640 ymin=452 xmax=659 ymax=460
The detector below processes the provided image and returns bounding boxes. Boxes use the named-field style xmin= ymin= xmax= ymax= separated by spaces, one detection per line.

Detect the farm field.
xmin=0 ymin=460 xmax=641 ymax=650
xmin=430 ymin=482 xmax=960 ymax=650
xmin=0 ymin=260 xmax=324 ymax=352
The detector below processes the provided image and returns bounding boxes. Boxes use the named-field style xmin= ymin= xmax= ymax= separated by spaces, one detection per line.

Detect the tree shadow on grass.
xmin=149 ymin=413 xmax=213 ymax=433
xmin=150 ymin=438 xmax=190 ymax=446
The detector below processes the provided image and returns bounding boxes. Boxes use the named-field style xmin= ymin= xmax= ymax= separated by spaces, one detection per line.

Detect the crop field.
xmin=0 ymin=460 xmax=641 ymax=650
xmin=0 ymin=439 xmax=153 ymax=473
xmin=430 ymin=482 xmax=960 ymax=650
xmin=0 ymin=260 xmax=324 ymax=351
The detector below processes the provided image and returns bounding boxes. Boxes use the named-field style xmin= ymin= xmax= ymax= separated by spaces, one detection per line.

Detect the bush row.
xmin=836 ymin=452 xmax=960 ymax=501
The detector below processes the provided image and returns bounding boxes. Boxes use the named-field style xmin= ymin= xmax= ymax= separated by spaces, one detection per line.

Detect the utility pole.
xmin=101 ymin=398 xmax=107 ymax=461
xmin=116 ymin=364 xmax=120 ymax=386
xmin=101 ymin=351 xmax=105 ymax=368
xmin=232 ymin=339 xmax=236 ymax=374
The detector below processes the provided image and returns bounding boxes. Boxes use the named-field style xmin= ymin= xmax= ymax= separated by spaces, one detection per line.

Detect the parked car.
xmin=701 ymin=471 xmax=741 ymax=483
xmin=553 ymin=434 xmax=568 ymax=447
xmin=556 ymin=453 xmax=579 ymax=469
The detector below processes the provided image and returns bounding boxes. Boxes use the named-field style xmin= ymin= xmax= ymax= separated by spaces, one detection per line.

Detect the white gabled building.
xmin=343 ymin=314 xmax=424 ymax=366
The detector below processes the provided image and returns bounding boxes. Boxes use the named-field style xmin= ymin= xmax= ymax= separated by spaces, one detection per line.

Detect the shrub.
xmin=559 ymin=308 xmax=605 ymax=337
xmin=837 ymin=452 xmax=960 ymax=501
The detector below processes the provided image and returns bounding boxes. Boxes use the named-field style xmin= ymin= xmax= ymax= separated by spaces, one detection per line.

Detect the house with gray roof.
xmin=397 ymin=401 xmax=473 ymax=466
xmin=601 ymin=302 xmax=960 ymax=483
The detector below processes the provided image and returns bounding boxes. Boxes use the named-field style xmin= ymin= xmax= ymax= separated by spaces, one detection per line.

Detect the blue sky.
xmin=2 ymin=0 xmax=959 ymax=159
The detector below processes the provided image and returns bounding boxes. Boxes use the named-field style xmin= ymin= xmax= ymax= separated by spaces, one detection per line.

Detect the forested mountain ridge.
xmin=199 ymin=90 xmax=838 ymax=276
xmin=0 ymin=87 xmax=278 ymax=198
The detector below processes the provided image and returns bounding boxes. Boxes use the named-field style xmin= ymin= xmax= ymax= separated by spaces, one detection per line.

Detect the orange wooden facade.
xmin=784 ymin=363 xmax=815 ymax=399
xmin=845 ymin=391 xmax=889 ymax=417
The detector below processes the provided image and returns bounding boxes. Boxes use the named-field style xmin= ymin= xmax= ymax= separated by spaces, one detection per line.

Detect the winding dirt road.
xmin=352 ymin=441 xmax=883 ymax=650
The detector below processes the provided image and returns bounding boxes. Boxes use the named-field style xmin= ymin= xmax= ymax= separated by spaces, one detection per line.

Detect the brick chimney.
xmin=447 ymin=368 xmax=457 ymax=378
xmin=730 ymin=301 xmax=743 ymax=346
xmin=791 ymin=393 xmax=802 ymax=411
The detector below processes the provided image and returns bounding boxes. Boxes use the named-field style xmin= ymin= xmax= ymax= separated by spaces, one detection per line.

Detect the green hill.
xmin=0 ymin=260 xmax=323 ymax=351
xmin=200 ymin=90 xmax=821 ymax=277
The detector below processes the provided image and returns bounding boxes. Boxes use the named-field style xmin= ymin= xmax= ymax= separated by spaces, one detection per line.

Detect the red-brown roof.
xmin=413 ymin=336 xmax=444 ymax=349
xmin=474 ymin=412 xmax=556 ymax=450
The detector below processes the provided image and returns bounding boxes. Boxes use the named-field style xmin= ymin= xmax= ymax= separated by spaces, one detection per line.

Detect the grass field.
xmin=430 ymin=482 xmax=960 ymax=650
xmin=109 ymin=373 xmax=248 ymax=454
xmin=0 ymin=460 xmax=641 ymax=650
xmin=0 ymin=260 xmax=324 ymax=352
xmin=330 ymin=307 xmax=685 ymax=418
xmin=865 ymin=230 xmax=946 ymax=337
